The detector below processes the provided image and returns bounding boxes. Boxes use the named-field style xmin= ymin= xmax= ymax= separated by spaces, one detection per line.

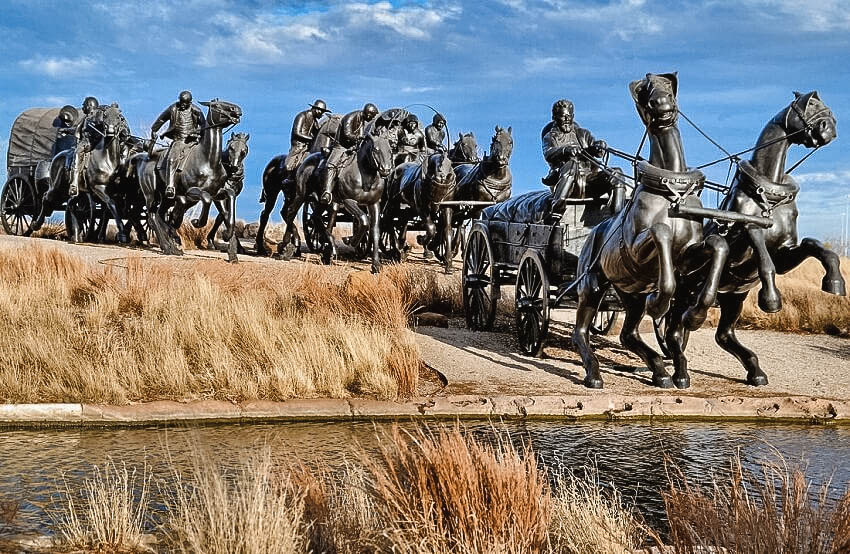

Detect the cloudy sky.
xmin=1 ymin=0 xmax=848 ymax=240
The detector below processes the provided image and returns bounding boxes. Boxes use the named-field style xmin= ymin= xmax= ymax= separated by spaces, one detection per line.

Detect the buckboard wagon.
xmin=462 ymin=190 xmax=621 ymax=355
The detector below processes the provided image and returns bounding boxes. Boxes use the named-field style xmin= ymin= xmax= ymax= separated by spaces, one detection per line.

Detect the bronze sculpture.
xmin=150 ymin=90 xmax=206 ymax=199
xmin=206 ymin=132 xmax=250 ymax=251
xmin=448 ymin=132 xmax=479 ymax=163
xmin=542 ymin=99 xmax=625 ymax=217
xmin=657 ymin=91 xmax=843 ymax=388
xmin=285 ymin=100 xmax=330 ymax=176
xmin=395 ymin=114 xmax=427 ymax=165
xmin=571 ymin=73 xmax=730 ymax=389
xmin=319 ymin=103 xmax=380 ymax=205
xmin=454 ymin=126 xmax=514 ymax=219
xmin=384 ymin=149 xmax=457 ymax=272
xmin=425 ymin=113 xmax=447 ymax=152
xmin=133 ymin=98 xmax=243 ymax=261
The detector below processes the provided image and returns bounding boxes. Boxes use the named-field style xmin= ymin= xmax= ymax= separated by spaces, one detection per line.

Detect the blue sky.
xmin=1 ymin=0 xmax=849 ymax=240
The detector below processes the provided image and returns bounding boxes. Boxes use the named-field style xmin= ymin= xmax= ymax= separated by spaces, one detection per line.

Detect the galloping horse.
xmin=448 ymin=132 xmax=479 ymax=163
xmin=32 ymin=105 xmax=131 ymax=243
xmin=206 ymin=132 xmax=250 ymax=250
xmin=658 ymin=91 xmax=842 ymax=387
xmin=384 ymin=149 xmax=457 ymax=272
xmin=294 ymin=129 xmax=394 ymax=273
xmin=132 ymin=99 xmax=242 ymax=261
xmin=572 ymin=73 xmax=729 ymax=389
xmin=256 ymin=114 xmax=341 ymax=255
xmin=454 ymin=126 xmax=513 ymax=221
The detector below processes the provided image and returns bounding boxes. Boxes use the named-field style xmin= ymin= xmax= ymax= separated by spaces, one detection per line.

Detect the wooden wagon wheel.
xmin=302 ymin=195 xmax=332 ymax=253
xmin=462 ymin=226 xmax=498 ymax=330
xmin=65 ymin=193 xmax=96 ymax=243
xmin=515 ymin=250 xmax=550 ymax=356
xmin=653 ymin=313 xmax=689 ymax=359
xmin=431 ymin=224 xmax=463 ymax=264
xmin=1 ymin=174 xmax=38 ymax=236
xmin=590 ymin=308 xmax=619 ymax=335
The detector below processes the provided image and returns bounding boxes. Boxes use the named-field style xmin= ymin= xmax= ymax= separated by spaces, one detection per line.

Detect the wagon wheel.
xmin=652 ymin=313 xmax=689 ymax=359
xmin=590 ymin=309 xmax=619 ymax=335
xmin=302 ymin=195 xmax=332 ymax=253
xmin=65 ymin=193 xmax=96 ymax=243
xmin=462 ymin=226 xmax=499 ymax=330
xmin=431 ymin=225 xmax=463 ymax=264
xmin=1 ymin=175 xmax=38 ymax=236
xmin=515 ymin=250 xmax=550 ymax=356
xmin=379 ymin=223 xmax=407 ymax=261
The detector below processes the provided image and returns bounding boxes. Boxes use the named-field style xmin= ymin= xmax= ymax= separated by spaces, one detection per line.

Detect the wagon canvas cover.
xmin=6 ymin=108 xmax=63 ymax=169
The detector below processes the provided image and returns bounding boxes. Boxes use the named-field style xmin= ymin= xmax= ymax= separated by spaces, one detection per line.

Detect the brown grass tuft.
xmin=177 ymin=220 xmax=215 ymax=250
xmin=664 ymin=454 xmax=850 ymax=553
xmin=0 ymin=244 xmax=418 ymax=404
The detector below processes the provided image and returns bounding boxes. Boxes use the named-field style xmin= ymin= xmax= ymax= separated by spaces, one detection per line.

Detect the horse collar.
xmin=737 ymin=160 xmax=799 ymax=214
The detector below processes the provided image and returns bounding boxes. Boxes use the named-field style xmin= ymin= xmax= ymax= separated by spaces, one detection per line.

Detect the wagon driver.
xmin=67 ymin=96 xmax=103 ymax=197
xmin=150 ymin=90 xmax=205 ymax=199
xmin=424 ymin=112 xmax=447 ymax=153
xmin=542 ymin=99 xmax=625 ymax=217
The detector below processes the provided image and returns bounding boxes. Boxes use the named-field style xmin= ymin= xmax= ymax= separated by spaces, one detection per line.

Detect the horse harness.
xmin=736 ymin=160 xmax=799 ymax=218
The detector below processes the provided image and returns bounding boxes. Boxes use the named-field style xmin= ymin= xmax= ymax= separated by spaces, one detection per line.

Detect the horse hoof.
xmin=653 ymin=374 xmax=674 ymax=389
xmin=673 ymin=375 xmax=691 ymax=389
xmin=280 ymin=243 xmax=297 ymax=260
xmin=321 ymin=245 xmax=334 ymax=265
xmin=320 ymin=192 xmax=332 ymax=205
xmin=823 ymin=277 xmax=847 ymax=296
xmin=747 ymin=371 xmax=769 ymax=387
xmin=117 ymin=233 xmax=129 ymax=245
xmin=583 ymin=375 xmax=604 ymax=389
xmin=371 ymin=264 xmax=381 ymax=274
xmin=757 ymin=289 xmax=782 ymax=313
xmin=423 ymin=249 xmax=434 ymax=260
xmin=444 ymin=265 xmax=454 ymax=275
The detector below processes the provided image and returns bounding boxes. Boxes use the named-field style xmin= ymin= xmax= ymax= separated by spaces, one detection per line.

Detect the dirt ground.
xmin=3 ymin=233 xmax=848 ymax=402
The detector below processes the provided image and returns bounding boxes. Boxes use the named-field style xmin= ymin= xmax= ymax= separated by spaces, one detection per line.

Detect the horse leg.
xmin=342 ymin=198 xmax=369 ymax=258
xmin=680 ymin=234 xmax=729 ymax=330
xmin=317 ymin=203 xmax=337 ymax=265
xmin=715 ymin=292 xmax=768 ymax=386
xmin=664 ymin=302 xmax=692 ymax=389
xmin=207 ymin=208 xmax=224 ymax=251
xmin=277 ymin=191 xmax=303 ymax=260
xmin=422 ymin=215 xmax=438 ymax=260
xmin=746 ymin=225 xmax=782 ymax=313
xmin=774 ymin=238 xmax=846 ymax=296
xmin=632 ymin=223 xmax=676 ymax=319
xmin=572 ymin=278 xmax=608 ymax=389
xmin=368 ymin=201 xmax=381 ymax=274
xmin=619 ymin=291 xmax=672 ymax=388
xmin=188 ymin=188 xmax=213 ymax=228
xmin=91 ymin=185 xmax=129 ymax=244
xmin=255 ymin=187 xmax=279 ymax=255
xmin=223 ymin=189 xmax=238 ymax=263
xmin=441 ymin=205 xmax=454 ymax=274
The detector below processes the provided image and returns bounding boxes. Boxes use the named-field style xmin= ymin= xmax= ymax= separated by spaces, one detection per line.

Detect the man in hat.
xmin=542 ymin=99 xmax=625 ymax=216
xmin=284 ymin=99 xmax=330 ymax=180
xmin=151 ymin=90 xmax=206 ymax=198
xmin=67 ymin=96 xmax=105 ymax=197
xmin=396 ymin=114 xmax=426 ymax=165
xmin=424 ymin=113 xmax=447 ymax=153
xmin=319 ymin=102 xmax=379 ymax=204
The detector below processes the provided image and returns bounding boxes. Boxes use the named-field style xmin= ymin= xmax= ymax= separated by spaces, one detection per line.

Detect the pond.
xmin=1 ymin=419 xmax=848 ymax=536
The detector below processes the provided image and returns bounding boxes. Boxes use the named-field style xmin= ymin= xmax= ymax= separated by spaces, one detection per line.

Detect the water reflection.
xmin=0 ymin=420 xmax=848 ymax=536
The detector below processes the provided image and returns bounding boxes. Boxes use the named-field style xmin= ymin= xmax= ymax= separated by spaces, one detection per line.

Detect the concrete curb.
xmin=1 ymin=394 xmax=848 ymax=427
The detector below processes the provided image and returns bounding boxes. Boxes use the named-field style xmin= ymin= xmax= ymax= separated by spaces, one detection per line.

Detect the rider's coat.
xmin=285 ymin=109 xmax=320 ymax=172
xmin=151 ymin=103 xmax=205 ymax=141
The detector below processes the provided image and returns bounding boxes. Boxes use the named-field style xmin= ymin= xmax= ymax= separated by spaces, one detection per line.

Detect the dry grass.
xmin=664 ymin=454 xmax=850 ymax=553
xmin=31 ymin=218 xmax=66 ymax=240
xmin=0 ymin=244 xmax=419 ymax=404
xmin=737 ymin=256 xmax=850 ymax=334
xmin=51 ymin=459 xmax=151 ymax=553
xmin=547 ymin=469 xmax=645 ymax=553
xmin=177 ymin=220 xmax=215 ymax=249
xmin=163 ymin=447 xmax=307 ymax=554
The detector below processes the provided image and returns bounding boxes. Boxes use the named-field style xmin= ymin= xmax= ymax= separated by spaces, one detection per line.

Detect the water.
xmin=1 ymin=420 xmax=848 ymax=536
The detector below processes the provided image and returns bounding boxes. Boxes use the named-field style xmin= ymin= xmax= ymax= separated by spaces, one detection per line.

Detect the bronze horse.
xmin=572 ymin=73 xmax=729 ymax=389
xmin=454 ymin=126 xmax=514 ymax=220
xmin=292 ymin=129 xmax=394 ymax=273
xmin=132 ymin=99 xmax=243 ymax=261
xmin=384 ymin=149 xmax=457 ymax=273
xmin=206 ymin=132 xmax=250 ymax=250
xmin=32 ymin=105 xmax=131 ymax=243
xmin=448 ymin=132 xmax=479 ymax=163
xmin=658 ymin=91 xmax=843 ymax=387
xmin=256 ymin=114 xmax=341 ymax=255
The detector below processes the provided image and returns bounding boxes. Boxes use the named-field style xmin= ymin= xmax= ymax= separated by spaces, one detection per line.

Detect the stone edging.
xmin=0 ymin=394 xmax=848 ymax=427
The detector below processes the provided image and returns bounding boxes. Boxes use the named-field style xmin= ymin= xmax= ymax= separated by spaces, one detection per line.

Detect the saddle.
xmin=156 ymin=140 xmax=198 ymax=174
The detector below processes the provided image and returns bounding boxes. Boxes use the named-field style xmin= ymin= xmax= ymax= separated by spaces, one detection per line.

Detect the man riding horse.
xmin=425 ymin=113 xmax=447 ymax=153
xmin=150 ymin=90 xmax=206 ymax=199
xmin=542 ymin=99 xmax=625 ymax=217
xmin=66 ymin=97 xmax=102 ymax=197
xmin=285 ymin=99 xmax=331 ymax=181
xmin=319 ymin=102 xmax=379 ymax=204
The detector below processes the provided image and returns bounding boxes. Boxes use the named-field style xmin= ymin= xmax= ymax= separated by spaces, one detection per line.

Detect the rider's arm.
xmin=291 ymin=112 xmax=313 ymax=144
xmin=543 ymin=132 xmax=567 ymax=164
xmin=150 ymin=107 xmax=171 ymax=135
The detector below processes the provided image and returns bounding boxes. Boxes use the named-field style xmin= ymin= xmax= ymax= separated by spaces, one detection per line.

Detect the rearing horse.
xmin=132 ymin=99 xmax=242 ymax=260
xmin=658 ymin=91 xmax=843 ymax=387
xmin=296 ymin=129 xmax=394 ymax=273
xmin=572 ymin=72 xmax=729 ymax=390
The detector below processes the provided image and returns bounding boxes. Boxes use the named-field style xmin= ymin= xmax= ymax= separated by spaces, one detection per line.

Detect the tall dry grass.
xmin=51 ymin=459 xmax=151 ymax=552
xmin=664 ymin=455 xmax=850 ymax=553
xmin=0 ymin=245 xmax=419 ymax=404
xmin=738 ymin=256 xmax=850 ymax=334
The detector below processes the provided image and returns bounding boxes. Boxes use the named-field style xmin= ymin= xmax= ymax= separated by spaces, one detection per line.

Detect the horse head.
xmin=364 ymin=129 xmax=394 ymax=178
xmin=225 ymin=132 xmax=250 ymax=170
xmin=451 ymin=132 xmax=479 ymax=163
xmin=426 ymin=149 xmax=455 ymax=189
xmin=783 ymin=91 xmax=837 ymax=148
xmin=100 ymin=105 xmax=124 ymax=139
xmin=201 ymin=99 xmax=243 ymax=128
xmin=488 ymin=126 xmax=513 ymax=168
xmin=630 ymin=72 xmax=678 ymax=130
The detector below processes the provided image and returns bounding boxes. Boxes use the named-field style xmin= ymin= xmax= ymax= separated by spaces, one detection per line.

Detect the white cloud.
xmin=400 ymin=85 xmax=440 ymax=94
xmin=541 ymin=0 xmax=662 ymax=39
xmin=340 ymin=2 xmax=461 ymax=39
xmin=19 ymin=56 xmax=97 ymax=77
xmin=795 ymin=170 xmax=850 ymax=185
xmin=738 ymin=0 xmax=850 ymax=32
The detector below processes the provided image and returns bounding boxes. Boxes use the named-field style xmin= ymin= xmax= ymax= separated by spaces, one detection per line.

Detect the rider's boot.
xmin=608 ymin=182 xmax=626 ymax=215
xmin=165 ymin=166 xmax=177 ymax=199
xmin=319 ymin=166 xmax=334 ymax=205
xmin=68 ymin=152 xmax=81 ymax=198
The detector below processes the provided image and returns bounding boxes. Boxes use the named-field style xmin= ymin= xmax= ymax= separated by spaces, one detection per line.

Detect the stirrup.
xmin=165 ymin=185 xmax=176 ymax=199
xmin=68 ymin=185 xmax=78 ymax=198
